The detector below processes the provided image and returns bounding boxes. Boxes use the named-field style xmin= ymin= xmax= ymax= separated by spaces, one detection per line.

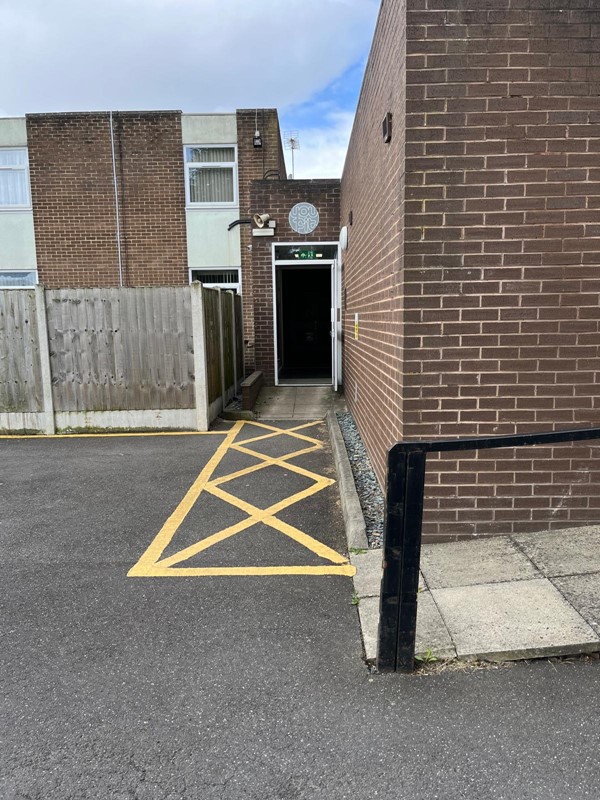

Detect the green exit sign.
xmin=295 ymin=250 xmax=317 ymax=260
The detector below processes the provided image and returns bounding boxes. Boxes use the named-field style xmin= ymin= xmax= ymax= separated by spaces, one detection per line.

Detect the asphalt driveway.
xmin=2 ymin=423 xmax=600 ymax=800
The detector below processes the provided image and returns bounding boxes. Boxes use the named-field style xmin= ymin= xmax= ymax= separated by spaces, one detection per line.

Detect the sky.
xmin=0 ymin=0 xmax=380 ymax=178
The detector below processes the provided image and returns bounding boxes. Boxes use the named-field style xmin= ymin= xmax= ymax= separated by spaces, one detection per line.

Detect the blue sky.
xmin=280 ymin=60 xmax=368 ymax=177
xmin=0 ymin=0 xmax=379 ymax=178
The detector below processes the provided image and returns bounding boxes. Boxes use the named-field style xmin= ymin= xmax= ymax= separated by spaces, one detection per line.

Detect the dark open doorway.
xmin=276 ymin=266 xmax=331 ymax=381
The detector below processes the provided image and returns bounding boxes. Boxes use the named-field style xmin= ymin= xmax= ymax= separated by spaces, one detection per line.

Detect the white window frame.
xmin=189 ymin=267 xmax=241 ymax=293
xmin=0 ymin=269 xmax=38 ymax=288
xmin=184 ymin=144 xmax=238 ymax=209
xmin=0 ymin=147 xmax=32 ymax=211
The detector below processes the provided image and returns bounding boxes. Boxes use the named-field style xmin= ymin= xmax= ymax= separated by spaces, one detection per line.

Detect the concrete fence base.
xmin=0 ymin=284 xmax=243 ymax=434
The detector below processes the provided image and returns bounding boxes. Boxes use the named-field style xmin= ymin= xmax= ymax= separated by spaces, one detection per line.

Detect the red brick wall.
xmin=342 ymin=0 xmax=600 ymax=539
xmin=26 ymin=111 xmax=187 ymax=287
xmin=249 ymin=180 xmax=341 ymax=382
xmin=236 ymin=110 xmax=287 ymax=372
xmin=341 ymin=0 xmax=408 ymax=485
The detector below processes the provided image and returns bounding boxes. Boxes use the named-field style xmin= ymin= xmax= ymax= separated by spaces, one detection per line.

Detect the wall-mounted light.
xmin=253 ymin=130 xmax=262 ymax=148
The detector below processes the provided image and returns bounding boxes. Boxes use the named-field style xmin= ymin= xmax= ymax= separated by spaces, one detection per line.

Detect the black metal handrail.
xmin=378 ymin=426 xmax=600 ymax=673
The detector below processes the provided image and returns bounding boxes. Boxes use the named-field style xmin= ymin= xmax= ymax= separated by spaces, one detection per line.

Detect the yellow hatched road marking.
xmin=132 ymin=565 xmax=356 ymax=577
xmin=128 ymin=421 xmax=244 ymax=576
xmin=234 ymin=420 xmax=321 ymax=446
xmin=128 ymin=418 xmax=355 ymax=578
xmin=208 ymin=444 xmax=319 ymax=487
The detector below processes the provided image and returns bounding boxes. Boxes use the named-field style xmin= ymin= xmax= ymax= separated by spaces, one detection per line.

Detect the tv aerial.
xmin=284 ymin=131 xmax=300 ymax=179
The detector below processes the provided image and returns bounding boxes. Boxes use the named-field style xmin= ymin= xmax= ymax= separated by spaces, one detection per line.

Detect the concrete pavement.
xmin=354 ymin=530 xmax=600 ymax=663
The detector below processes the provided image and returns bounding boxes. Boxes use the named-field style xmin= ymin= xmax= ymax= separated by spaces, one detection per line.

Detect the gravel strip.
xmin=336 ymin=411 xmax=384 ymax=549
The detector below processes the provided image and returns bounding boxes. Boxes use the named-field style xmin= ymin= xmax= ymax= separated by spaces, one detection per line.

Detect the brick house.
xmin=341 ymin=0 xmax=600 ymax=539
xmin=0 ymin=109 xmax=343 ymax=381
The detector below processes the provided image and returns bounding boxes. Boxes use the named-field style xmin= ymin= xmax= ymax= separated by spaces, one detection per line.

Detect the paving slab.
xmin=415 ymin=591 xmax=457 ymax=660
xmin=350 ymin=550 xmax=383 ymax=597
xmin=552 ymin=573 xmax=600 ymax=635
xmin=431 ymin=578 xmax=600 ymax=661
xmin=358 ymin=596 xmax=379 ymax=661
xmin=351 ymin=550 xmax=426 ymax=597
xmin=513 ymin=526 xmax=600 ymax=577
xmin=421 ymin=536 xmax=539 ymax=589
xmin=357 ymin=592 xmax=455 ymax=662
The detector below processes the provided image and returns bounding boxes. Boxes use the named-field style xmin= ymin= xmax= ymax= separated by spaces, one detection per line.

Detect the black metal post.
xmin=396 ymin=448 xmax=426 ymax=671
xmin=377 ymin=424 xmax=600 ymax=674
xmin=377 ymin=446 xmax=427 ymax=673
xmin=377 ymin=446 xmax=408 ymax=672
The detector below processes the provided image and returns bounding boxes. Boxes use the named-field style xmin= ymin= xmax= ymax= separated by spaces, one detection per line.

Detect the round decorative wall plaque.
xmin=288 ymin=202 xmax=320 ymax=234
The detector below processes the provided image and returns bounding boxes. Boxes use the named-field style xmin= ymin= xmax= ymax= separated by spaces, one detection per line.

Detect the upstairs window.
xmin=0 ymin=148 xmax=30 ymax=208
xmin=185 ymin=146 xmax=237 ymax=206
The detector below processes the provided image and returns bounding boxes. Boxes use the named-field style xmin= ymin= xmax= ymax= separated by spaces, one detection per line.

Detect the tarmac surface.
xmin=2 ymin=423 xmax=600 ymax=799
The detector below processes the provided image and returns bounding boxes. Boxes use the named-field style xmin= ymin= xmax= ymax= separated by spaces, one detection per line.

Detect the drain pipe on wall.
xmin=109 ymin=111 xmax=124 ymax=288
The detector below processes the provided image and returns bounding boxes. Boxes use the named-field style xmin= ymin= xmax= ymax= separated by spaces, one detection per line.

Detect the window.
xmin=190 ymin=268 xmax=240 ymax=293
xmin=0 ymin=148 xmax=30 ymax=208
xmin=0 ymin=270 xmax=37 ymax=288
xmin=185 ymin=146 xmax=237 ymax=206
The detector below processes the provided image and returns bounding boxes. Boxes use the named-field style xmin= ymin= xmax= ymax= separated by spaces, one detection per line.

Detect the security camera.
xmin=253 ymin=213 xmax=270 ymax=228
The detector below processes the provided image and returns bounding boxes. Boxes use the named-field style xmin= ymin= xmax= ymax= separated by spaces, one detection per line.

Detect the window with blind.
xmin=185 ymin=145 xmax=237 ymax=206
xmin=0 ymin=148 xmax=31 ymax=208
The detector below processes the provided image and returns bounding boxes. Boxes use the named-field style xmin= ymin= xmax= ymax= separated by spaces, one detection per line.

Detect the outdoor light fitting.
xmin=253 ymin=130 xmax=262 ymax=147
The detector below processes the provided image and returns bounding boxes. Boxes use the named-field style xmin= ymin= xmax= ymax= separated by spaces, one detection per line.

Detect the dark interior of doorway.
xmin=278 ymin=267 xmax=331 ymax=381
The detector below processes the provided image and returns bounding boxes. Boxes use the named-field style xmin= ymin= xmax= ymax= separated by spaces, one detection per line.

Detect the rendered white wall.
xmin=182 ymin=114 xmax=241 ymax=272
xmin=181 ymin=114 xmax=237 ymax=145
xmin=0 ymin=213 xmax=37 ymax=269
xmin=186 ymin=210 xmax=242 ymax=268
xmin=0 ymin=118 xmax=27 ymax=147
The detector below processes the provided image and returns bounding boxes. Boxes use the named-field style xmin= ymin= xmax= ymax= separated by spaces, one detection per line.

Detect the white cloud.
xmin=0 ymin=0 xmax=378 ymax=115
xmin=282 ymin=110 xmax=355 ymax=179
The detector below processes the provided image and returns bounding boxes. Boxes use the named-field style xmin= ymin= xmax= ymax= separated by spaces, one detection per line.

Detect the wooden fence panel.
xmin=46 ymin=287 xmax=195 ymax=412
xmin=203 ymin=287 xmax=222 ymax=404
xmin=221 ymin=291 xmax=234 ymax=393
xmin=234 ymin=294 xmax=244 ymax=384
xmin=0 ymin=290 xmax=43 ymax=413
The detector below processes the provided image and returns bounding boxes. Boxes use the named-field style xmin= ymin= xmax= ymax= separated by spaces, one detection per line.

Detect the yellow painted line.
xmin=153 ymin=466 xmax=339 ymax=570
xmin=130 ymin=565 xmax=356 ymax=577
xmin=231 ymin=444 xmax=331 ymax=485
xmin=264 ymin=516 xmax=350 ymax=565
xmin=155 ymin=516 xmax=258 ymax=569
xmin=154 ymin=480 xmax=341 ymax=569
xmin=0 ymin=431 xmax=228 ymax=440
xmin=235 ymin=420 xmax=322 ymax=446
xmin=210 ymin=444 xmax=320 ymax=487
xmin=128 ymin=417 xmax=353 ymax=579
xmin=206 ymin=479 xmax=333 ymax=522
xmin=127 ymin=420 xmax=243 ymax=576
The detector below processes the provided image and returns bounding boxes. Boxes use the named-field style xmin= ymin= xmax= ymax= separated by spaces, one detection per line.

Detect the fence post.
xmin=230 ymin=291 xmax=238 ymax=395
xmin=35 ymin=285 xmax=55 ymax=435
xmin=190 ymin=283 xmax=209 ymax=431
xmin=377 ymin=446 xmax=427 ymax=673
xmin=217 ymin=289 xmax=226 ymax=411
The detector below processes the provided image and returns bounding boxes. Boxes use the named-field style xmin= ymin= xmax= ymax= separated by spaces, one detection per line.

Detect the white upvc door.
xmin=331 ymin=259 xmax=342 ymax=391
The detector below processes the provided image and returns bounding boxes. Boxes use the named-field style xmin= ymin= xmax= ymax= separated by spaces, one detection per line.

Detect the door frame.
xmin=271 ymin=241 xmax=341 ymax=387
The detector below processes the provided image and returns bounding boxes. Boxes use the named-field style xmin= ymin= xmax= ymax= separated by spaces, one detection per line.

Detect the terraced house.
xmin=0 ymin=109 xmax=341 ymax=383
